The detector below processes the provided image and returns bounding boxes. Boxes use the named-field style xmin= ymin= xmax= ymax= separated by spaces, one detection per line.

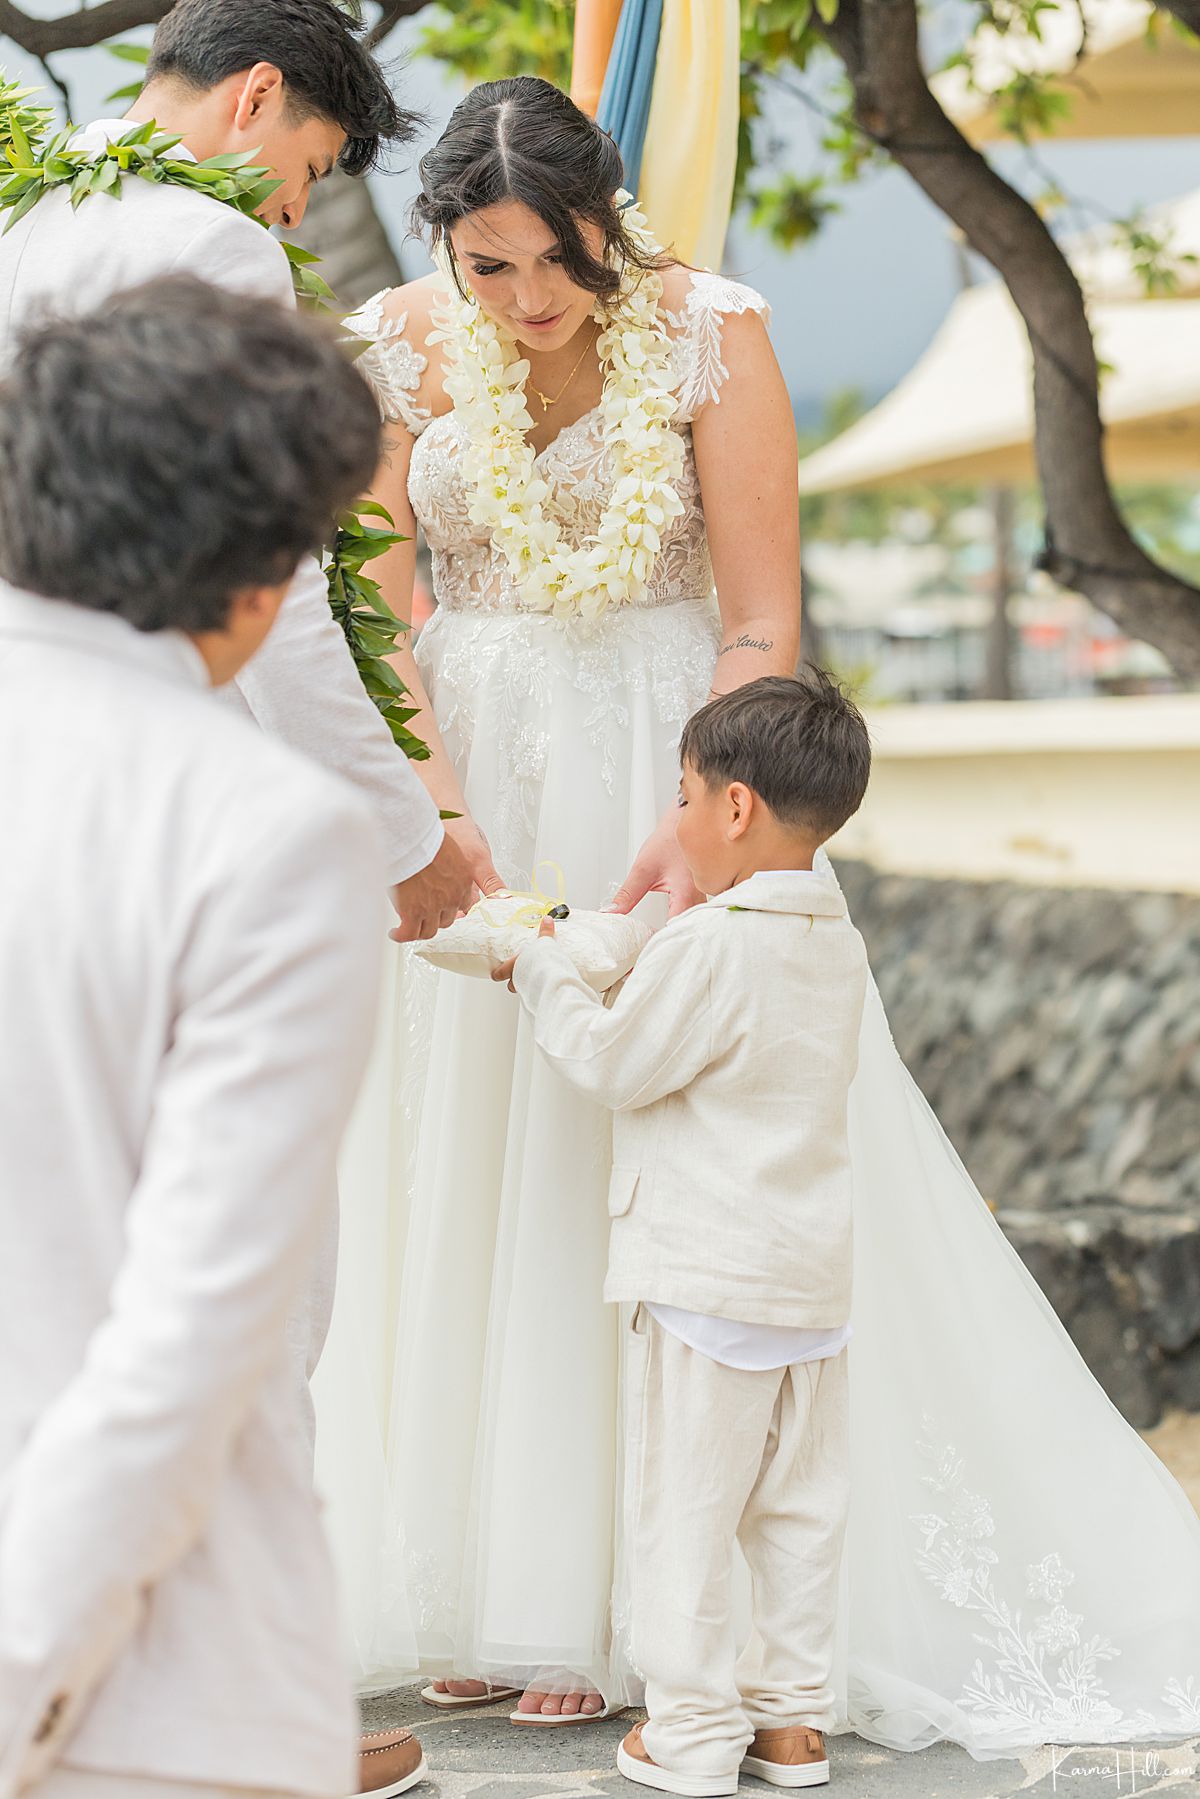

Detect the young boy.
xmin=494 ymin=671 xmax=872 ymax=1797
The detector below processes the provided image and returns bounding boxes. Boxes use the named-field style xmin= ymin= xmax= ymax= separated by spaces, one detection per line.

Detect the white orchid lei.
xmin=429 ymin=191 xmax=685 ymax=621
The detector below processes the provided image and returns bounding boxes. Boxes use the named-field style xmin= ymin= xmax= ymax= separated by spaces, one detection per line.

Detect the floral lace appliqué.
xmin=344 ymin=292 xmax=432 ymax=437
xmin=911 ymin=1415 xmax=1200 ymax=1741
xmin=666 ymin=272 xmax=771 ymax=423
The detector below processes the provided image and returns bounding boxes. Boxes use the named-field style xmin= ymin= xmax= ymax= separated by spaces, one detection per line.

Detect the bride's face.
xmin=449 ymin=200 xmax=605 ymax=353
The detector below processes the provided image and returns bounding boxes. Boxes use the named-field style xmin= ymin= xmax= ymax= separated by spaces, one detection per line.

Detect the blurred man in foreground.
xmin=0 ymin=278 xmax=421 ymax=1799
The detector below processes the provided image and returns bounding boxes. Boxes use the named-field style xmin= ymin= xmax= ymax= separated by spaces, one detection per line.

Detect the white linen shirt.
xmin=0 ymin=123 xmax=442 ymax=886
xmin=0 ymin=584 xmax=384 ymax=1797
xmin=513 ymin=870 xmax=869 ymax=1327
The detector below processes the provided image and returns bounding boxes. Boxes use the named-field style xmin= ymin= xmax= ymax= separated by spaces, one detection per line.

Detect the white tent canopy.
xmin=934 ymin=0 xmax=1200 ymax=142
xmin=796 ymin=180 xmax=1200 ymax=495
xmin=796 ymin=282 xmax=1200 ymax=494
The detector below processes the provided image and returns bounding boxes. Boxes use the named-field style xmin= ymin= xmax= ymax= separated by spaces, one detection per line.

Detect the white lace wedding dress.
xmin=313 ymin=269 xmax=1200 ymax=1759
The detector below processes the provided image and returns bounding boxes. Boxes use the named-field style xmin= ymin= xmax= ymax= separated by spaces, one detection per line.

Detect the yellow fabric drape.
xmin=570 ymin=0 xmax=625 ymax=117
xmin=638 ymin=0 xmax=741 ymax=271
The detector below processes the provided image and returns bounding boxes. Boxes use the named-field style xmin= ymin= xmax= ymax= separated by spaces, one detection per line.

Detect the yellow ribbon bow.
xmin=476 ymin=861 xmax=568 ymax=931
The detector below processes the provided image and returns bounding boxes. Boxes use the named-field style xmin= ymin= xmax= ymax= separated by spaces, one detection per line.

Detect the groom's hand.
xmin=389 ymin=833 xmax=473 ymax=942
xmin=609 ymin=812 xmax=704 ymax=920
xmin=492 ymin=917 xmax=555 ymax=991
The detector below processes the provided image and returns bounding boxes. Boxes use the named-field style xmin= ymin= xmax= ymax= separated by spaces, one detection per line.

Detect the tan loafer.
xmin=742 ymin=1724 xmax=830 ymax=1787
xmin=616 ymin=1721 xmax=738 ymax=1797
xmin=354 ymin=1726 xmax=428 ymax=1796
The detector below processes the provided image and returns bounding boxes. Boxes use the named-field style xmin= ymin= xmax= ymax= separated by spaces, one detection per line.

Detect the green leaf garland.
xmin=325 ymin=505 xmax=430 ymax=762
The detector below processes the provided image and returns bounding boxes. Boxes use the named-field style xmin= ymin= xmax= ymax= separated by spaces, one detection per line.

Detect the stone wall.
xmin=836 ymin=861 xmax=1200 ymax=1428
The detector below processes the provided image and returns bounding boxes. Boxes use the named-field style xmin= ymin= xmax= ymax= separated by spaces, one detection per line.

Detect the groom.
xmin=0 ymin=0 xmax=472 ymax=941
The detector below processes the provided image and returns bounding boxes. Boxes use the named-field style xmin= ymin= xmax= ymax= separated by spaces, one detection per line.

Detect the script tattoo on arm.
xmin=717 ymin=633 xmax=775 ymax=658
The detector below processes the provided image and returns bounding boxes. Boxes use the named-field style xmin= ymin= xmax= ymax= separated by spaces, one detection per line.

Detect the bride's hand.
xmin=446 ymin=812 xmax=506 ymax=903
xmin=608 ymin=811 xmax=704 ymax=920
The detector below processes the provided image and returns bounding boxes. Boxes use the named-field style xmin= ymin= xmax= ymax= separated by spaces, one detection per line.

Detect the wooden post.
xmin=570 ymin=0 xmax=624 ymax=117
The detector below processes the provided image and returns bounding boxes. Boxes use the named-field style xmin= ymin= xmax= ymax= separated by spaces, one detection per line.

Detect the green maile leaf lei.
xmin=325 ymin=505 xmax=431 ymax=766
xmin=0 ymin=68 xmax=427 ymax=761
xmin=0 ymin=97 xmax=334 ymax=309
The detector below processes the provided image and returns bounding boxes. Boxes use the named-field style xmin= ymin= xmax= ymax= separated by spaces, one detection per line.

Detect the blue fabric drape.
xmin=595 ymin=0 xmax=664 ymax=193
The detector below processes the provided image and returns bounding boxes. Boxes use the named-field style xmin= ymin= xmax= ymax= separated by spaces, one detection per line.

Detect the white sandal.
xmin=420 ymin=1681 xmax=521 ymax=1710
xmin=509 ymin=1700 xmax=628 ymax=1727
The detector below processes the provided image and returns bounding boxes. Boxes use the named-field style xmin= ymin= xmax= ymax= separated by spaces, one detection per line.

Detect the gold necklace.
xmin=527 ymin=323 xmax=598 ymax=411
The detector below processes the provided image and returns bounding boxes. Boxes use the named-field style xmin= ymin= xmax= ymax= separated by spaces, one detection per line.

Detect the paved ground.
xmin=361 ymin=1687 xmax=1200 ymax=1798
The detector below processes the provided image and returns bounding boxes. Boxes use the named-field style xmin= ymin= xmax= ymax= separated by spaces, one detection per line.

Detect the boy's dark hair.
xmin=147 ymin=0 xmax=416 ymax=176
xmin=680 ymin=669 xmax=871 ymax=839
xmin=0 ymin=275 xmax=381 ymax=634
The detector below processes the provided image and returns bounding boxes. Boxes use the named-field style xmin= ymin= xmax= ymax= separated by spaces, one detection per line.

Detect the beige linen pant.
xmin=623 ymin=1306 xmax=850 ymax=1776
xmin=38 ymin=1772 xmax=298 ymax=1798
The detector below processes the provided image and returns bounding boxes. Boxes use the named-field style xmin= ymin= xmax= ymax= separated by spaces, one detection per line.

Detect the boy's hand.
xmin=491 ymin=915 xmax=556 ymax=991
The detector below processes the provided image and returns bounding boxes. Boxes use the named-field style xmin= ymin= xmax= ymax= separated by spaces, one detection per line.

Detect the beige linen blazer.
xmin=0 ymin=586 xmax=383 ymax=1797
xmin=513 ymin=871 xmax=869 ymax=1326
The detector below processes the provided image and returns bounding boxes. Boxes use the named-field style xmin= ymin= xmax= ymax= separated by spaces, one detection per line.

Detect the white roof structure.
xmin=934 ymin=0 xmax=1200 ymax=141
xmin=795 ymin=281 xmax=1200 ymax=493
xmin=797 ymin=9 xmax=1200 ymax=496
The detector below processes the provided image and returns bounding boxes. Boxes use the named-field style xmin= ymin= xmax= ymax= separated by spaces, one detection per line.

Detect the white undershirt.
xmin=645 ymin=869 xmax=851 ymax=1371
xmin=646 ymin=1304 xmax=852 ymax=1371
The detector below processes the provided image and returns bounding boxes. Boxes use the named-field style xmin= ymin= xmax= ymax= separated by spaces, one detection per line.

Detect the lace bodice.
xmin=345 ymin=271 xmax=768 ymax=618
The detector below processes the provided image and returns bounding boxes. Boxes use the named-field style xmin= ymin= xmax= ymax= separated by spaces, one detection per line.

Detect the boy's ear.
xmin=727 ymin=781 xmax=754 ymax=841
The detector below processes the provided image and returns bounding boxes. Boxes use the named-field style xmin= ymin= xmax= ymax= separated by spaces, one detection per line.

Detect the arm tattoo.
xmin=717 ymin=633 xmax=775 ymax=658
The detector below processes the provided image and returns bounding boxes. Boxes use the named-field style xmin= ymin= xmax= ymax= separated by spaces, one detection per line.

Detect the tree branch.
xmin=1156 ymin=0 xmax=1200 ymax=34
xmin=818 ymin=0 xmax=1200 ymax=679
xmin=0 ymin=0 xmax=428 ymax=57
xmin=367 ymin=0 xmax=431 ymax=49
xmin=0 ymin=0 xmax=170 ymax=56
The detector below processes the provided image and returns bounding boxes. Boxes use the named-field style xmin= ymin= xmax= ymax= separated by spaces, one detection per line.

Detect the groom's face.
xmin=450 ymin=202 xmax=602 ymax=353
xmin=213 ymin=64 xmax=345 ymax=228
xmin=249 ymin=108 xmax=344 ymax=229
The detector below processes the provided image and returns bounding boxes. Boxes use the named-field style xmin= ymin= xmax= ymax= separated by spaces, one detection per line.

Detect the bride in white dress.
xmin=315 ymin=73 xmax=1200 ymax=1757
xmin=317 ymin=73 xmax=799 ymax=1725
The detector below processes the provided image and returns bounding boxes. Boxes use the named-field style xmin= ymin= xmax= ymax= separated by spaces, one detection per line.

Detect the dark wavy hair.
xmin=0 ymin=276 xmax=381 ymax=633
xmin=412 ymin=75 xmax=671 ymax=301
xmin=146 ymin=0 xmax=416 ymax=176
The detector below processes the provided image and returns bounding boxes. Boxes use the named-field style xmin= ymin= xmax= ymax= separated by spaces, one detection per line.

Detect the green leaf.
xmin=8 ymin=116 xmax=30 ymax=164
xmin=70 ymin=166 xmax=97 ymax=207
xmin=107 ymin=42 xmax=151 ymax=65
xmin=202 ymin=149 xmax=264 ymax=171
xmin=281 ymin=240 xmax=322 ymax=267
xmin=355 ymin=500 xmax=398 ymax=524
xmin=2 ymin=183 xmax=42 ymax=230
